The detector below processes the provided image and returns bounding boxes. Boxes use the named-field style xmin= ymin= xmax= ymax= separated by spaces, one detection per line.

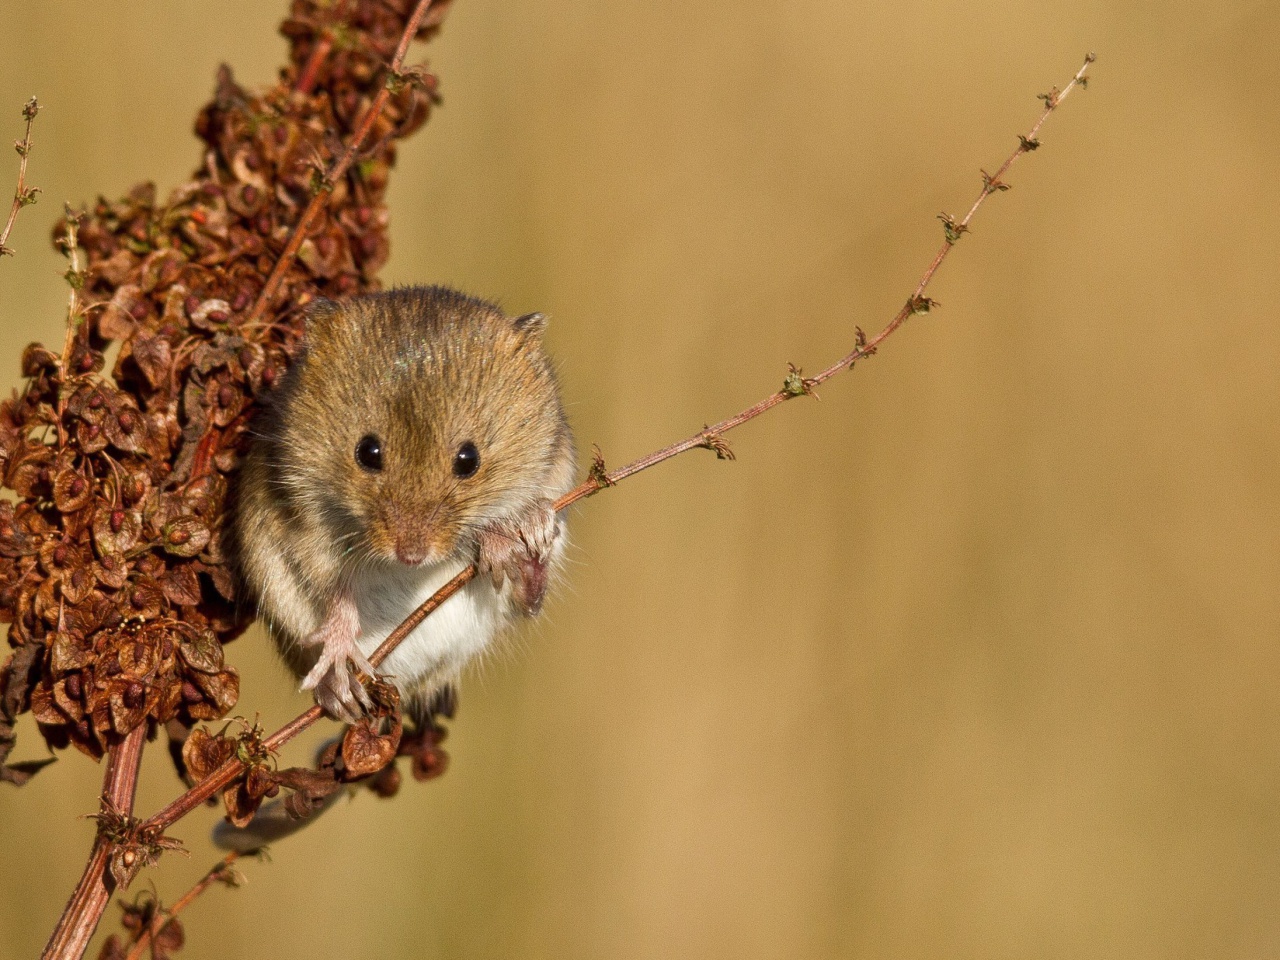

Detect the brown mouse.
xmin=233 ymin=286 xmax=576 ymax=721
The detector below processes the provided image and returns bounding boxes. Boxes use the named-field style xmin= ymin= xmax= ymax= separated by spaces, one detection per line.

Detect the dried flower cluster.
xmin=0 ymin=0 xmax=449 ymax=776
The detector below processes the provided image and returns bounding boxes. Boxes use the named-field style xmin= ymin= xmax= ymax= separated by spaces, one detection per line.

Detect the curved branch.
xmin=245 ymin=0 xmax=440 ymax=325
xmin=140 ymin=53 xmax=1096 ymax=837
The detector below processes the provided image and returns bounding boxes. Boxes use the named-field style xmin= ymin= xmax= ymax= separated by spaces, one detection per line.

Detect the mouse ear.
xmin=299 ymin=300 xmax=340 ymax=337
xmin=303 ymin=297 xmax=341 ymax=329
xmin=512 ymin=311 xmax=547 ymax=339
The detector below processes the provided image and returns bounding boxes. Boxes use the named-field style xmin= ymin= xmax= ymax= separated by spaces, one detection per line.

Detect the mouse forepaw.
xmin=299 ymin=598 xmax=374 ymax=721
xmin=477 ymin=499 xmax=562 ymax=615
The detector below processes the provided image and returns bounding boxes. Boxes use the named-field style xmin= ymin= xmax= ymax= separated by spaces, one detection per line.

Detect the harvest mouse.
xmin=233 ymin=286 xmax=576 ymax=722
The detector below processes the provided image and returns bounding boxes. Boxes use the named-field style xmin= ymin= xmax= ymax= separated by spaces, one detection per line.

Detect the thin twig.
xmin=143 ymin=567 xmax=472 ymax=831
xmin=122 ymin=852 xmax=245 ymax=960
xmin=245 ymin=0 xmax=437 ymax=325
xmin=0 ymin=96 xmax=41 ymax=258
xmin=55 ymin=210 xmax=84 ymax=448
xmin=42 ymin=724 xmax=147 ymax=960
xmin=295 ymin=0 xmax=354 ymax=95
xmin=140 ymin=53 xmax=1095 ymax=838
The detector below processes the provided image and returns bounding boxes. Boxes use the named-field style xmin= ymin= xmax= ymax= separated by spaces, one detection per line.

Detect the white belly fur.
xmin=349 ymin=558 xmax=510 ymax=694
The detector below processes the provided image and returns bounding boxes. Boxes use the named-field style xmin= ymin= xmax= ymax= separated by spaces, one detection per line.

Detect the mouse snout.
xmin=394 ymin=539 xmax=431 ymax=566
xmin=376 ymin=500 xmax=449 ymax=567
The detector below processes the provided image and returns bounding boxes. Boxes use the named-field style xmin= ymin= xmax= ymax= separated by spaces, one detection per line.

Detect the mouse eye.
xmin=452 ymin=441 xmax=480 ymax=479
xmin=355 ymin=435 xmax=383 ymax=472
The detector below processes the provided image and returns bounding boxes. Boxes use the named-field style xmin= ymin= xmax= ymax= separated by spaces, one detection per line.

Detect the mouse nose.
xmin=394 ymin=540 xmax=430 ymax=566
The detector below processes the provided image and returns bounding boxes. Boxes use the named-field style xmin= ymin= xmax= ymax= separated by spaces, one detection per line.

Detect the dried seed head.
xmin=0 ymin=0 xmax=451 ymax=778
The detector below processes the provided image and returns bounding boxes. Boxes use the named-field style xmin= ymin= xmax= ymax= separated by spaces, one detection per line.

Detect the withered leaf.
xmin=138 ymin=248 xmax=186 ymax=294
xmin=103 ymin=407 xmax=145 ymax=454
xmin=161 ymin=516 xmax=210 ymax=558
xmin=275 ymin=766 xmax=343 ymax=820
xmin=189 ymin=669 xmax=238 ymax=718
xmin=6 ymin=446 xmax=52 ymax=499
xmin=35 ymin=575 xmax=61 ymax=625
xmin=159 ymin=564 xmax=203 ymax=606
xmin=117 ymin=634 xmax=159 ymax=678
xmin=341 ymin=715 xmax=402 ymax=780
xmin=61 ymin=566 xmax=96 ymax=605
xmin=221 ymin=779 xmax=262 ymax=828
xmin=119 ymin=579 xmax=164 ymax=620
xmin=28 ymin=680 xmax=64 ymax=726
xmin=64 ymin=384 xmax=109 ymax=422
xmin=181 ymin=725 xmax=235 ymax=780
xmin=52 ymin=466 xmax=93 ymax=513
xmin=244 ymin=761 xmax=279 ymax=801
xmin=38 ymin=535 xmax=85 ymax=576
xmin=20 ymin=343 xmax=59 ymax=378
xmin=50 ymin=632 xmax=92 ymax=674
xmin=93 ymin=506 xmax=141 ymax=555
xmin=94 ymin=553 xmax=129 ymax=590
xmin=205 ymin=563 xmax=237 ymax=602
xmin=98 ymin=284 xmax=147 ymax=339
xmin=152 ymin=917 xmax=185 ymax=958
xmin=76 ymin=419 xmax=109 ymax=453
xmin=62 ymin=591 xmax=118 ymax=639
xmin=130 ymin=335 xmax=173 ymax=389
xmin=189 ymin=298 xmax=232 ymax=332
xmin=0 ymin=755 xmax=56 ymax=786
xmin=52 ymin=678 xmax=86 ymax=722
xmin=108 ymin=682 xmax=149 ymax=735
xmin=94 ymin=247 xmax=140 ymax=287
xmin=175 ymin=624 xmax=224 ymax=674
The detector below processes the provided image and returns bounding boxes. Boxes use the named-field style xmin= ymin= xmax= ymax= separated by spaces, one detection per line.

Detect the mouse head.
xmin=269 ymin=287 xmax=571 ymax=569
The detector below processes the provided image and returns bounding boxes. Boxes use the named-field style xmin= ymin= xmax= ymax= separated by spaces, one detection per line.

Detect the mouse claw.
xmin=300 ymin=598 xmax=376 ymax=721
xmin=304 ymin=656 xmax=374 ymax=723
xmin=477 ymin=499 xmax=562 ymax=615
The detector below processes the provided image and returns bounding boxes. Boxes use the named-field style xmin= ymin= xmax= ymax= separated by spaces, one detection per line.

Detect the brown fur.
xmin=233 ymin=286 xmax=576 ymax=673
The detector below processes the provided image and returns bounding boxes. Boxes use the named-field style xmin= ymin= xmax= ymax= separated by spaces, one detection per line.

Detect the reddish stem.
xmin=0 ymin=97 xmax=39 ymax=258
xmin=245 ymin=0 xmax=437 ymax=326
xmin=41 ymin=723 xmax=147 ymax=960
xmin=122 ymin=852 xmax=243 ymax=960
xmin=142 ymin=566 xmax=475 ymax=832
xmin=140 ymin=53 xmax=1095 ymax=842
xmin=295 ymin=35 xmax=335 ymax=95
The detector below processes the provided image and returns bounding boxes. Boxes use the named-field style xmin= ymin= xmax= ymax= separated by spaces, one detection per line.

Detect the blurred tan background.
xmin=1 ymin=1 xmax=1278 ymax=957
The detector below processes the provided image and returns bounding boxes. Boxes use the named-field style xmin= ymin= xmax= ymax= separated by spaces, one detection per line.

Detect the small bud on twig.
xmin=980 ymin=169 xmax=1010 ymax=194
xmin=0 ymin=96 xmax=41 ymax=258
xmin=937 ymin=212 xmax=969 ymax=244
xmin=699 ymin=429 xmax=735 ymax=461
xmin=588 ymin=444 xmax=615 ymax=489
xmin=781 ymin=363 xmax=819 ymax=399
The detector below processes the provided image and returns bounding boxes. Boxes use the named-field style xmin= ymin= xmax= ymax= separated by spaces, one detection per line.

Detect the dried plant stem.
xmin=0 ymin=96 xmax=40 ymax=258
xmin=295 ymin=0 xmax=353 ymax=94
xmin=245 ymin=0 xmax=437 ymax=324
xmin=138 ymin=53 xmax=1095 ymax=839
xmin=142 ymin=567 xmax=474 ymax=831
xmin=567 ymin=54 xmax=1096 ymax=490
xmin=42 ymin=723 xmax=147 ymax=960
xmin=122 ymin=852 xmax=244 ymax=960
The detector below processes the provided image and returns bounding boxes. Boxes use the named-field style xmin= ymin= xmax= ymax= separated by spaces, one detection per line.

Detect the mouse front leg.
xmin=477 ymin=499 xmax=562 ymax=615
xmin=299 ymin=590 xmax=376 ymax=722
